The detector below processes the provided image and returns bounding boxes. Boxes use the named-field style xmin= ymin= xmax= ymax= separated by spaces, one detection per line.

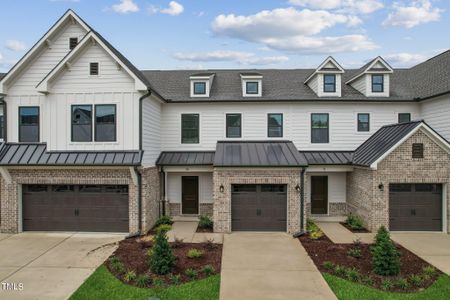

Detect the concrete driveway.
xmin=0 ymin=232 xmax=124 ymax=300
xmin=220 ymin=232 xmax=336 ymax=300
xmin=392 ymin=233 xmax=450 ymax=275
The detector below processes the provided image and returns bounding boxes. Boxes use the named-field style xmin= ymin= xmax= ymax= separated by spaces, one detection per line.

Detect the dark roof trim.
xmin=163 ymin=98 xmax=417 ymax=103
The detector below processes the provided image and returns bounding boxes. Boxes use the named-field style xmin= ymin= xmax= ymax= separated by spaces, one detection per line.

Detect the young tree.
xmin=149 ymin=227 xmax=175 ymax=275
xmin=372 ymin=226 xmax=401 ymax=276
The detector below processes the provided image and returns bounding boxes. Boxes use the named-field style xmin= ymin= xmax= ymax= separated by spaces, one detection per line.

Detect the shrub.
xmin=307 ymin=218 xmax=319 ymax=231
xmin=362 ymin=276 xmax=374 ymax=286
xmin=185 ymin=268 xmax=198 ymax=279
xmin=345 ymin=213 xmax=365 ymax=230
xmin=309 ymin=230 xmax=324 ymax=240
xmin=109 ymin=256 xmax=119 ymax=264
xmin=381 ymin=279 xmax=394 ymax=291
xmin=409 ymin=274 xmax=423 ymax=286
xmin=187 ymin=248 xmax=204 ymax=259
xmin=153 ymin=277 xmax=165 ymax=288
xmin=202 ymin=264 xmax=216 ymax=275
xmin=149 ymin=228 xmax=176 ymax=275
xmin=155 ymin=215 xmax=173 ymax=227
xmin=347 ymin=247 xmax=362 ymax=258
xmin=307 ymin=218 xmax=324 ymax=239
xmin=322 ymin=261 xmax=334 ymax=270
xmin=334 ymin=265 xmax=346 ymax=277
xmin=169 ymin=274 xmax=181 ymax=285
xmin=136 ymin=274 xmax=151 ymax=288
xmin=156 ymin=224 xmax=172 ymax=234
xmin=110 ymin=260 xmax=125 ymax=274
xmin=198 ymin=215 xmax=213 ymax=229
xmin=123 ymin=270 xmax=137 ymax=283
xmin=345 ymin=268 xmax=360 ymax=282
xmin=396 ymin=278 xmax=410 ymax=290
xmin=422 ymin=266 xmax=436 ymax=277
xmin=372 ymin=226 xmax=400 ymax=276
xmin=171 ymin=237 xmax=184 ymax=248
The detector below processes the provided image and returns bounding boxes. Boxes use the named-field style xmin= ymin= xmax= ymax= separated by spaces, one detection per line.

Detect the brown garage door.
xmin=231 ymin=184 xmax=287 ymax=231
xmin=389 ymin=183 xmax=442 ymax=231
xmin=23 ymin=184 xmax=129 ymax=232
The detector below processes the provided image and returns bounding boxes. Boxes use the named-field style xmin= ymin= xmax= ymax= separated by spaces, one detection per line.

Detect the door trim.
xmin=311 ymin=176 xmax=329 ymax=215
xmin=181 ymin=176 xmax=199 ymax=215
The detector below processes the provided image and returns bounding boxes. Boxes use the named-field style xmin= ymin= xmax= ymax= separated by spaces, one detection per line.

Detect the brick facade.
xmin=140 ymin=166 xmax=160 ymax=233
xmin=212 ymin=167 xmax=305 ymax=234
xmin=347 ymin=129 xmax=450 ymax=232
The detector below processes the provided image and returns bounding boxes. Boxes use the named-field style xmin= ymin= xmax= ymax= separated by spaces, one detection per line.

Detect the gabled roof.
xmin=346 ymin=56 xmax=393 ymax=84
xmin=0 ymin=143 xmax=142 ymax=166
xmin=36 ymin=30 xmax=152 ymax=93
xmin=304 ymin=56 xmax=345 ymax=84
xmin=352 ymin=120 xmax=450 ymax=169
xmin=214 ymin=141 xmax=308 ymax=167
xmin=0 ymin=9 xmax=91 ymax=94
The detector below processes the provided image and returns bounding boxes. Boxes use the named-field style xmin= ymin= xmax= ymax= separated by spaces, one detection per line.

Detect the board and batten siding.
xmin=7 ymin=22 xmax=88 ymax=95
xmin=142 ymin=95 xmax=162 ymax=166
xmin=306 ymin=172 xmax=347 ymax=204
xmin=161 ymin=102 xmax=420 ymax=151
xmin=167 ymin=172 xmax=213 ymax=204
xmin=420 ymin=95 xmax=450 ymax=141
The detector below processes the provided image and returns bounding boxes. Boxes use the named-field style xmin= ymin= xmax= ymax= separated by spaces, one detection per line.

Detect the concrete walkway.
xmin=220 ymin=232 xmax=336 ymax=300
xmin=392 ymin=233 xmax=450 ymax=275
xmin=167 ymin=221 xmax=223 ymax=244
xmin=317 ymin=222 xmax=374 ymax=244
xmin=0 ymin=232 xmax=124 ymax=300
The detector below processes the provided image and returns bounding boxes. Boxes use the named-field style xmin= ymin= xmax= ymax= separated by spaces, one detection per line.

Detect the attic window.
xmin=412 ymin=143 xmax=424 ymax=158
xmin=193 ymin=82 xmax=206 ymax=95
xmin=371 ymin=74 xmax=384 ymax=93
xmin=246 ymin=82 xmax=259 ymax=94
xmin=90 ymin=62 xmax=99 ymax=76
xmin=69 ymin=37 xmax=78 ymax=50
xmin=323 ymin=74 xmax=336 ymax=93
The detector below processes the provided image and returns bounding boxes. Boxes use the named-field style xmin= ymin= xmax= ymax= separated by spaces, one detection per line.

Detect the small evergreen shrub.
xmin=153 ymin=277 xmax=165 ymax=288
xmin=409 ymin=274 xmax=423 ymax=286
xmin=422 ymin=266 xmax=436 ymax=277
xmin=345 ymin=268 xmax=360 ymax=282
xmin=155 ymin=215 xmax=174 ymax=227
xmin=187 ymin=248 xmax=204 ymax=259
xmin=136 ymin=274 xmax=151 ymax=288
xmin=202 ymin=264 xmax=215 ymax=275
xmin=362 ymin=276 xmax=374 ymax=286
xmin=149 ymin=228 xmax=176 ymax=275
xmin=156 ymin=224 xmax=172 ymax=234
xmin=396 ymin=278 xmax=410 ymax=290
xmin=169 ymin=274 xmax=181 ymax=285
xmin=185 ymin=268 xmax=198 ymax=279
xmin=322 ymin=261 xmax=334 ymax=270
xmin=109 ymin=256 xmax=119 ymax=264
xmin=334 ymin=265 xmax=346 ymax=277
xmin=345 ymin=213 xmax=365 ymax=230
xmin=347 ymin=247 xmax=362 ymax=258
xmin=123 ymin=270 xmax=137 ymax=283
xmin=381 ymin=279 xmax=393 ymax=291
xmin=198 ymin=215 xmax=213 ymax=229
xmin=110 ymin=260 xmax=125 ymax=274
xmin=371 ymin=226 xmax=400 ymax=276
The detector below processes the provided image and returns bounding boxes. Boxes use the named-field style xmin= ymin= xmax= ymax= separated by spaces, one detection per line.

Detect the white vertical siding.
xmin=161 ymin=102 xmax=420 ymax=151
xmin=420 ymin=95 xmax=450 ymax=141
xmin=306 ymin=172 xmax=347 ymax=203
xmin=142 ymin=96 xmax=162 ymax=166
xmin=166 ymin=172 xmax=213 ymax=204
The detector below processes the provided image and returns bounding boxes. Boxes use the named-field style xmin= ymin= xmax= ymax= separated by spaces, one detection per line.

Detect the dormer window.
xmin=190 ymin=73 xmax=215 ymax=97
xmin=69 ymin=37 xmax=78 ymax=50
xmin=246 ymin=82 xmax=259 ymax=95
xmin=193 ymin=82 xmax=206 ymax=95
xmin=241 ymin=73 xmax=262 ymax=97
xmin=323 ymin=74 xmax=336 ymax=93
xmin=372 ymin=74 xmax=384 ymax=93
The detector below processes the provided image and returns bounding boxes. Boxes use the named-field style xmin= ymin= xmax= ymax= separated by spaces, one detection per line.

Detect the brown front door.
xmin=311 ymin=176 xmax=328 ymax=214
xmin=182 ymin=176 xmax=199 ymax=214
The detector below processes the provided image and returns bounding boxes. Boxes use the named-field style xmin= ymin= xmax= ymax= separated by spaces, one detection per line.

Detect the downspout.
xmin=0 ymin=98 xmax=6 ymax=142
xmin=293 ymin=168 xmax=306 ymax=238
xmin=159 ymin=166 xmax=166 ymax=217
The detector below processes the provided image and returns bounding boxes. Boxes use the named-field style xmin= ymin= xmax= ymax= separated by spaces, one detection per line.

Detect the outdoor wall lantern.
xmin=219 ymin=185 xmax=224 ymax=193
xmin=295 ymin=184 xmax=301 ymax=192
xmin=378 ymin=183 xmax=384 ymax=191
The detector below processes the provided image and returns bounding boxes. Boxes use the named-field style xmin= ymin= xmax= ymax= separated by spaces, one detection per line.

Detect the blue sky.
xmin=0 ymin=0 xmax=449 ymax=72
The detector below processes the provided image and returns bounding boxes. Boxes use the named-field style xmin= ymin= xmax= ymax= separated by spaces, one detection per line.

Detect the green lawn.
xmin=323 ymin=273 xmax=450 ymax=300
xmin=70 ymin=265 xmax=220 ymax=300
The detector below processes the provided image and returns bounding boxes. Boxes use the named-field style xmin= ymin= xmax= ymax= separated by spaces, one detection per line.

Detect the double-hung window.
xmin=226 ymin=114 xmax=241 ymax=138
xmin=267 ymin=113 xmax=283 ymax=137
xmin=19 ymin=106 xmax=39 ymax=142
xmin=71 ymin=104 xmax=116 ymax=142
xmin=181 ymin=114 xmax=199 ymax=144
xmin=323 ymin=74 xmax=336 ymax=93
xmin=372 ymin=74 xmax=384 ymax=93
xmin=311 ymin=113 xmax=329 ymax=143
xmin=357 ymin=113 xmax=370 ymax=132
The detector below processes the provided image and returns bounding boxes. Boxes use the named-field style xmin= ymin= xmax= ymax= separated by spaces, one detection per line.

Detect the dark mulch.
xmin=106 ymin=235 xmax=222 ymax=287
xmin=299 ymin=233 xmax=441 ymax=292
xmin=196 ymin=226 xmax=213 ymax=233
xmin=339 ymin=222 xmax=370 ymax=233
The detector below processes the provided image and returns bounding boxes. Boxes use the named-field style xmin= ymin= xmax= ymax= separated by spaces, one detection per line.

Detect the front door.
xmin=182 ymin=176 xmax=199 ymax=214
xmin=311 ymin=176 xmax=328 ymax=214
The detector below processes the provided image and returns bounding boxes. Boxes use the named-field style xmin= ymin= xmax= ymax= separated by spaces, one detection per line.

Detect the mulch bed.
xmin=339 ymin=222 xmax=370 ymax=233
xmin=299 ymin=233 xmax=441 ymax=292
xmin=196 ymin=226 xmax=213 ymax=233
xmin=106 ymin=235 xmax=222 ymax=288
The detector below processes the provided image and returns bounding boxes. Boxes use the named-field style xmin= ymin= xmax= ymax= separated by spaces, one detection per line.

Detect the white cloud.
xmin=160 ymin=1 xmax=184 ymax=16
xmin=5 ymin=40 xmax=26 ymax=51
xmin=383 ymin=0 xmax=443 ymax=28
xmin=289 ymin=0 xmax=384 ymax=14
xmin=211 ymin=8 xmax=376 ymax=54
xmin=112 ymin=0 xmax=139 ymax=14
xmin=173 ymin=50 xmax=289 ymax=65
xmin=384 ymin=52 xmax=431 ymax=67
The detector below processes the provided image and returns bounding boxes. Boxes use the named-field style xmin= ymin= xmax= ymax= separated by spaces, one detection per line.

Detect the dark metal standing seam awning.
xmin=298 ymin=151 xmax=354 ymax=165
xmin=0 ymin=143 xmax=142 ymax=166
xmin=156 ymin=151 xmax=215 ymax=166
xmin=214 ymin=141 xmax=308 ymax=167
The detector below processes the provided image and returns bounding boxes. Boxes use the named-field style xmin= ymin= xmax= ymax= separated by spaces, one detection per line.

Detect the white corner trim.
xmin=0 ymin=167 xmax=12 ymax=184
xmin=129 ymin=167 xmax=139 ymax=186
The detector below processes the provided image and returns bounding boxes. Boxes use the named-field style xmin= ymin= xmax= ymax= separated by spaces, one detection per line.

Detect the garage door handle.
xmin=74 ymin=208 xmax=79 ymax=216
xmin=256 ymin=209 xmax=261 ymax=216
xmin=411 ymin=209 xmax=416 ymax=216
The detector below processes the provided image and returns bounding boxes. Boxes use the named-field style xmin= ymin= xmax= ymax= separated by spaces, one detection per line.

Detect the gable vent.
xmin=69 ymin=37 xmax=78 ymax=50
xmin=412 ymin=143 xmax=424 ymax=158
xmin=90 ymin=62 xmax=99 ymax=76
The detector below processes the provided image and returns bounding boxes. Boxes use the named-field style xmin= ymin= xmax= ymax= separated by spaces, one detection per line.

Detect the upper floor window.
xmin=311 ymin=113 xmax=329 ymax=143
xmin=90 ymin=62 xmax=99 ymax=76
xmin=323 ymin=74 xmax=336 ymax=93
xmin=95 ymin=105 xmax=116 ymax=142
xmin=69 ymin=37 xmax=78 ymax=50
xmin=371 ymin=74 xmax=384 ymax=93
xmin=268 ymin=113 xmax=283 ymax=137
xmin=72 ymin=105 xmax=92 ymax=142
xmin=226 ymin=113 xmax=241 ymax=138
xmin=181 ymin=114 xmax=199 ymax=144
xmin=398 ymin=113 xmax=411 ymax=123
xmin=193 ymin=82 xmax=206 ymax=95
xmin=246 ymin=82 xmax=259 ymax=95
xmin=357 ymin=113 xmax=370 ymax=132
xmin=19 ymin=106 xmax=39 ymax=142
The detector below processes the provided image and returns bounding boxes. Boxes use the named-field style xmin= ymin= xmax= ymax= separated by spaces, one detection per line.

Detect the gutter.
xmin=293 ymin=168 xmax=306 ymax=238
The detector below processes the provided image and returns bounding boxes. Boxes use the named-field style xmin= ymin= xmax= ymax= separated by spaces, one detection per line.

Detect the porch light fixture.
xmin=378 ymin=183 xmax=384 ymax=191
xmin=219 ymin=184 xmax=224 ymax=193
xmin=295 ymin=184 xmax=301 ymax=192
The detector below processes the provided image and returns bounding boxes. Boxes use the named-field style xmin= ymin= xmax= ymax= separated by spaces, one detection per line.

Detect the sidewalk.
xmin=167 ymin=221 xmax=223 ymax=244
xmin=317 ymin=222 xmax=374 ymax=244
